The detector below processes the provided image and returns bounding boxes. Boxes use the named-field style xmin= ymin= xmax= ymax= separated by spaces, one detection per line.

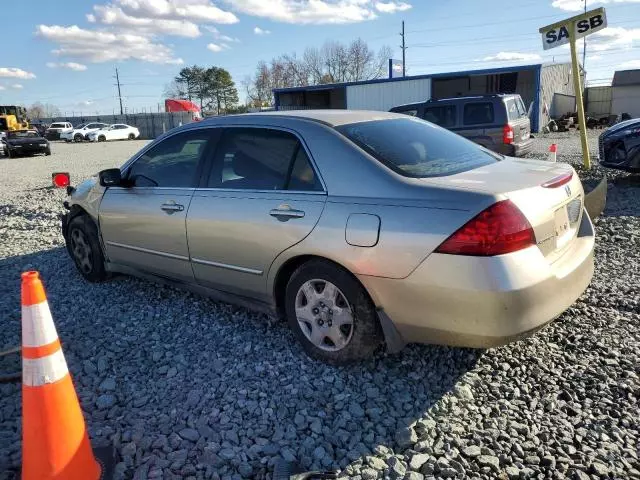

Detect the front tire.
xmin=98 ymin=135 xmax=106 ymax=142
xmin=66 ymin=215 xmax=108 ymax=282
xmin=74 ymin=134 xmax=83 ymax=142
xmin=45 ymin=148 xmax=51 ymax=156
xmin=285 ymin=260 xmax=382 ymax=365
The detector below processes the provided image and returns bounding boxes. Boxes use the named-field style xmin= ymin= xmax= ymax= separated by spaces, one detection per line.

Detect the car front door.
xmin=186 ymin=126 xmax=327 ymax=300
xmin=99 ymin=128 xmax=219 ymax=281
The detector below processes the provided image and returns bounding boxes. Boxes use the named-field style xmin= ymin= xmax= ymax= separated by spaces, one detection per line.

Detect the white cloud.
xmin=90 ymin=5 xmax=201 ymax=37
xmin=113 ymin=0 xmax=238 ymax=24
xmin=79 ymin=100 xmax=94 ymax=106
xmin=46 ymin=61 xmax=88 ymax=71
xmin=36 ymin=24 xmax=183 ymax=64
xmin=479 ymin=52 xmax=542 ymax=62
xmin=0 ymin=67 xmax=36 ymax=79
xmin=587 ymin=26 xmax=640 ymax=52
xmin=207 ymin=42 xmax=226 ymax=52
xmin=253 ymin=26 xmax=270 ymax=35
xmin=11 ymin=84 xmax=24 ymax=89
xmin=204 ymin=26 xmax=239 ymax=42
xmin=226 ymin=0 xmax=389 ymax=24
xmin=0 ymin=86 xmax=5 ymax=90
xmin=374 ymin=1 xmax=411 ymax=13
xmin=551 ymin=0 xmax=640 ymax=11
xmin=618 ymin=59 xmax=640 ymax=69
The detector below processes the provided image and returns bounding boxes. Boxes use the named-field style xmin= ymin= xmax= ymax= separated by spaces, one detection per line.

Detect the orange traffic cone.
xmin=21 ymin=271 xmax=102 ymax=480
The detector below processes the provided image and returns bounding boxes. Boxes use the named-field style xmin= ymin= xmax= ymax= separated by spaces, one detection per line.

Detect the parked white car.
xmin=86 ymin=124 xmax=140 ymax=142
xmin=61 ymin=122 xmax=110 ymax=142
xmin=45 ymin=122 xmax=74 ymax=140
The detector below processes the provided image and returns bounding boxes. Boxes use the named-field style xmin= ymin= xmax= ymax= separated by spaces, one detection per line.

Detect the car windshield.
xmin=75 ymin=123 xmax=87 ymax=129
xmin=336 ymin=117 xmax=499 ymax=178
xmin=8 ymin=130 xmax=40 ymax=138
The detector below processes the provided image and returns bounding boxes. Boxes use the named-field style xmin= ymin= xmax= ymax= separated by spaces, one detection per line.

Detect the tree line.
xmin=164 ymin=37 xmax=392 ymax=111
xmin=243 ymin=38 xmax=392 ymax=107
xmin=164 ymin=66 xmax=242 ymax=115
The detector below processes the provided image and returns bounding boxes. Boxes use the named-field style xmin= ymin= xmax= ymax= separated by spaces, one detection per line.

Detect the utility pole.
xmin=114 ymin=67 xmax=124 ymax=115
xmin=400 ymin=21 xmax=407 ymax=77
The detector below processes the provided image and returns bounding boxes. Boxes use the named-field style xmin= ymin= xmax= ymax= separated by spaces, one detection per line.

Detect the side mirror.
xmin=99 ymin=168 xmax=122 ymax=187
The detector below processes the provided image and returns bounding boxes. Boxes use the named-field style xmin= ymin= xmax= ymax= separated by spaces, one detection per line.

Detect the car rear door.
xmin=422 ymin=104 xmax=457 ymax=131
xmin=98 ymin=128 xmax=219 ymax=281
xmin=186 ymin=126 xmax=327 ymax=300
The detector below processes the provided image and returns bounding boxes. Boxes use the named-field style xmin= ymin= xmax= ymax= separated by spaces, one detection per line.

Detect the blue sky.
xmin=1 ymin=0 xmax=639 ymax=115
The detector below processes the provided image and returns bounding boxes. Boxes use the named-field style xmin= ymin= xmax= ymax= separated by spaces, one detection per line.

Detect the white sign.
xmin=540 ymin=7 xmax=607 ymax=50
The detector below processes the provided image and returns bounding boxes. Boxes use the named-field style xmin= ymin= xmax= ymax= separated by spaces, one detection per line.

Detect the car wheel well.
xmin=273 ymin=255 xmax=376 ymax=317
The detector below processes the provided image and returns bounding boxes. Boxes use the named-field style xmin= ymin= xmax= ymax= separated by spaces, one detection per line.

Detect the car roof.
xmin=427 ymin=94 xmax=519 ymax=103
xmin=199 ymin=110 xmax=404 ymax=127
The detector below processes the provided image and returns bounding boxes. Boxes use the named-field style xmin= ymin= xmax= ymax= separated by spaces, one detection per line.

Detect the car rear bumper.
xmin=358 ymin=210 xmax=595 ymax=348
xmin=495 ymin=139 xmax=533 ymax=157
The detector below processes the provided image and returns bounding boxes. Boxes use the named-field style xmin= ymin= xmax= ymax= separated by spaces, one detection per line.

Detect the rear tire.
xmin=128 ymin=133 xmax=135 ymax=140
xmin=74 ymin=134 xmax=83 ymax=142
xmin=285 ymin=259 xmax=382 ymax=365
xmin=66 ymin=215 xmax=108 ymax=282
xmin=6 ymin=149 xmax=12 ymax=158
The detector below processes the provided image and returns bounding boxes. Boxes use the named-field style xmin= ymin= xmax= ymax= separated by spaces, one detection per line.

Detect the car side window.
xmin=463 ymin=102 xmax=494 ymax=126
xmin=423 ymin=106 xmax=457 ymax=128
xmin=126 ymin=129 xmax=213 ymax=188
xmin=287 ymin=148 xmax=323 ymax=191
xmin=207 ymin=128 xmax=320 ymax=191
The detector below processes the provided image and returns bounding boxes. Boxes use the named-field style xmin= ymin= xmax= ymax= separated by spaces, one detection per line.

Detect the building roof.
xmin=271 ymin=63 xmax=570 ymax=95
xmin=612 ymin=69 xmax=640 ymax=87
xmin=273 ymin=64 xmax=546 ymax=94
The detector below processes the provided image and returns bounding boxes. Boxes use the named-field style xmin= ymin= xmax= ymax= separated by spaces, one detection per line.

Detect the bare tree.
xmin=246 ymin=38 xmax=393 ymax=106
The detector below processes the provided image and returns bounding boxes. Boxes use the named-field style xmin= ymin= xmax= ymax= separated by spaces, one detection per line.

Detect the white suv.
xmin=61 ymin=123 xmax=110 ymax=142
xmin=45 ymin=122 xmax=73 ymax=140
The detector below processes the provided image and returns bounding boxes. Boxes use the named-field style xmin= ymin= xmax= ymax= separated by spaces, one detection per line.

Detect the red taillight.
xmin=435 ymin=200 xmax=535 ymax=256
xmin=503 ymin=124 xmax=514 ymax=144
xmin=52 ymin=172 xmax=70 ymax=188
xmin=541 ymin=171 xmax=573 ymax=188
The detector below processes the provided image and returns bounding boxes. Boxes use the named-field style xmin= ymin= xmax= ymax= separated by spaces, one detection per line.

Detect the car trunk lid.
xmin=421 ymin=158 xmax=584 ymax=261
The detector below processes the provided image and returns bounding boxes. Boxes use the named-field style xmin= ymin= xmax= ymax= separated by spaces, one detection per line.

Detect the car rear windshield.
xmin=9 ymin=131 xmax=39 ymax=138
xmin=336 ymin=118 xmax=498 ymax=178
xmin=50 ymin=123 xmax=66 ymax=128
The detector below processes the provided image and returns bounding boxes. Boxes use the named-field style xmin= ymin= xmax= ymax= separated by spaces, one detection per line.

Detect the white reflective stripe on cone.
xmin=21 ymin=301 xmax=59 ymax=347
xmin=22 ymin=349 xmax=69 ymax=387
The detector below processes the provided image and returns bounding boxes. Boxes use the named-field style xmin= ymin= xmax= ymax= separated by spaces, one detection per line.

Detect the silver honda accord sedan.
xmin=61 ymin=110 xmax=595 ymax=364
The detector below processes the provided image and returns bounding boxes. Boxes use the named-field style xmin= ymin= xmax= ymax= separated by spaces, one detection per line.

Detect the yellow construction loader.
xmin=0 ymin=106 xmax=30 ymax=135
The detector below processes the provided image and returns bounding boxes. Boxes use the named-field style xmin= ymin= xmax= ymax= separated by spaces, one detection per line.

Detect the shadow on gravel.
xmin=0 ymin=246 xmax=482 ymax=478
xmin=597 ymin=173 xmax=640 ymax=218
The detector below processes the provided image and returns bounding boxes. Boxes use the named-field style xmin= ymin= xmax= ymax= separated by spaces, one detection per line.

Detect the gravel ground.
xmin=0 ymin=134 xmax=638 ymax=480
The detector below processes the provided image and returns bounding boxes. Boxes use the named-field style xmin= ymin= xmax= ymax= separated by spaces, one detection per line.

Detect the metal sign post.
xmin=539 ymin=7 xmax=608 ymax=170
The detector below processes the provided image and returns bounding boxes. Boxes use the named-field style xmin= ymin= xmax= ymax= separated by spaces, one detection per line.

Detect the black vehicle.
xmin=2 ymin=129 xmax=51 ymax=158
xmin=598 ymin=118 xmax=640 ymax=172
xmin=30 ymin=121 xmax=49 ymax=137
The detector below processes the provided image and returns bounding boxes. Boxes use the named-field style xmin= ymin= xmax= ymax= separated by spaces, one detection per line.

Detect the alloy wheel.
xmin=70 ymin=228 xmax=93 ymax=275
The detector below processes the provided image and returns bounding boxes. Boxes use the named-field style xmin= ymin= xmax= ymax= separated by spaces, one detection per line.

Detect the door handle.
xmin=161 ymin=202 xmax=184 ymax=213
xmin=269 ymin=204 xmax=305 ymax=221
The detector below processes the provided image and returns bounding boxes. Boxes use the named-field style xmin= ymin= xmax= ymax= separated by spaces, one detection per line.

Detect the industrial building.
xmin=274 ymin=63 xmax=577 ymax=132
xmin=611 ymin=69 xmax=640 ymax=118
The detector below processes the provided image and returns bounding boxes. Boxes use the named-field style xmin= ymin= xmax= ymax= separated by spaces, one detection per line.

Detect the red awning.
xmin=164 ymin=99 xmax=201 ymax=113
